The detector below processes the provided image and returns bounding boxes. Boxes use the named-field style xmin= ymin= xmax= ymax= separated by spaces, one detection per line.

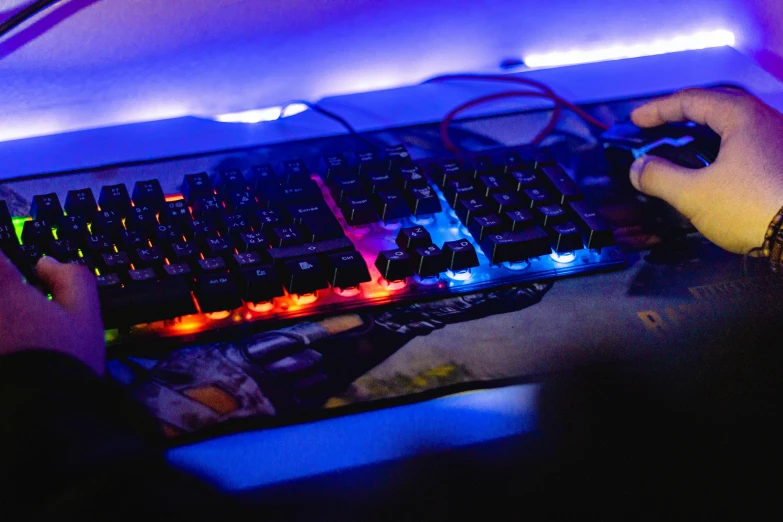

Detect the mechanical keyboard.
xmin=0 ymin=143 xmax=625 ymax=347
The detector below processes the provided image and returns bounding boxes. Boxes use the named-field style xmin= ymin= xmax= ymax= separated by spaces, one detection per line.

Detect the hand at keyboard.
xmin=0 ymin=253 xmax=105 ymax=374
xmin=630 ymin=88 xmax=783 ymax=254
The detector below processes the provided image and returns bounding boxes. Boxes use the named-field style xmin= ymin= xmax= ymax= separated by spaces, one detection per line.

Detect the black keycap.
xmin=0 ymin=200 xmax=11 ymax=224
xmin=128 ymin=267 xmax=158 ymax=284
xmin=215 ymin=169 xmax=247 ymax=194
xmin=250 ymin=164 xmax=279 ymax=192
xmin=268 ymin=227 xmax=303 ymax=248
xmin=98 ymin=184 xmax=132 ymax=217
xmin=443 ymin=180 xmax=478 ymax=208
xmin=160 ymin=199 xmax=191 ymax=225
xmin=550 ymin=222 xmax=584 ymax=253
xmin=411 ymin=244 xmax=446 ymax=277
xmin=281 ymin=159 xmax=310 ymax=185
xmin=287 ymin=202 xmax=327 ymax=224
xmin=154 ymin=224 xmax=185 ymax=246
xmin=396 ymin=226 xmax=432 ymax=250
xmin=509 ymin=170 xmax=539 ymax=192
xmin=57 ymin=215 xmax=89 ymax=244
xmin=366 ymin=172 xmax=396 ymax=194
xmin=374 ymin=249 xmax=412 ymax=281
xmin=500 ymin=150 xmax=528 ymax=169
xmin=68 ymin=256 xmax=95 ymax=272
xmin=132 ymin=180 xmax=166 ymax=212
xmin=182 ymin=173 xmax=214 ymax=204
xmin=406 ymin=186 xmax=442 ymax=216
xmin=46 ymin=239 xmax=80 ymax=262
xmin=468 ymin=214 xmax=505 ymax=241
xmin=231 ymin=251 xmax=264 ymax=270
xmin=535 ymin=204 xmax=569 ymax=226
xmin=374 ymin=190 xmax=410 ymax=221
xmin=503 ymin=209 xmax=536 ymax=231
xmin=170 ymin=241 xmax=200 ymax=265
xmin=443 ymin=239 xmax=480 ymax=272
xmin=100 ymin=277 xmax=198 ymax=328
xmin=481 ymin=227 xmax=550 ymax=264
xmin=490 ymin=192 xmax=522 ymax=214
xmin=539 ymin=166 xmax=582 ymax=204
xmin=96 ymin=273 xmax=122 ymax=289
xmin=356 ymin=150 xmax=383 ymax=173
xmin=125 ymin=206 xmax=159 ymax=237
xmin=269 ymin=180 xmax=323 ymax=206
xmin=0 ymin=223 xmax=19 ymax=252
xmin=321 ymin=154 xmax=352 ymax=181
xmin=456 ymin=198 xmax=491 ymax=224
xmin=329 ymin=174 xmax=364 ymax=205
xmin=191 ymin=195 xmax=224 ymax=220
xmin=225 ymin=213 xmax=253 ymax=243
xmin=522 ymin=187 xmax=554 ymax=208
xmin=300 ymin=214 xmax=345 ymax=242
xmin=164 ymin=262 xmax=193 ymax=279
xmin=204 ymin=236 xmax=234 ymax=258
xmin=119 ymin=229 xmax=148 ymax=251
xmin=280 ymin=257 xmax=328 ymax=295
xmin=429 ymin=160 xmax=465 ymax=187
xmin=385 ymin=145 xmax=413 ymax=169
xmin=21 ymin=220 xmax=53 ymax=245
xmin=100 ymin=251 xmax=131 ymax=274
xmin=396 ymin=165 xmax=428 ymax=190
xmin=64 ymin=189 xmax=97 ymax=220
xmin=267 ymin=237 xmax=355 ymax=264
xmin=85 ymin=234 xmax=114 ymax=259
xmin=324 ymin=251 xmax=371 ymax=288
xmin=31 ymin=193 xmax=63 ymax=222
xmin=198 ymin=257 xmax=228 ymax=273
xmin=15 ymin=244 xmax=43 ymax=271
xmin=477 ymin=174 xmax=510 ymax=196
xmin=91 ymin=210 xmax=124 ymax=239
xmin=466 ymin=155 xmax=497 ymax=178
xmin=237 ymin=232 xmax=268 ymax=253
xmin=134 ymin=246 xmax=166 ymax=270
xmin=238 ymin=265 xmax=285 ymax=302
xmin=569 ymin=201 xmax=615 ymax=249
xmin=187 ymin=218 xmax=221 ymax=248
xmin=341 ymin=195 xmax=377 ymax=225
xmin=517 ymin=147 xmax=557 ymax=169
xmin=254 ymin=209 xmax=285 ymax=230
xmin=224 ymin=189 xmax=257 ymax=215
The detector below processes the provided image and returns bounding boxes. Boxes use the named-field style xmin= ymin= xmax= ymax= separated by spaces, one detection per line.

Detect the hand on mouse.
xmin=630 ymin=87 xmax=783 ymax=254
xmin=0 ymin=253 xmax=105 ymax=374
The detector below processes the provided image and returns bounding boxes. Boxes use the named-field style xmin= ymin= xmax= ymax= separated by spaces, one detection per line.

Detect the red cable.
xmin=427 ymin=73 xmax=610 ymax=134
xmin=440 ymin=91 xmax=562 ymax=154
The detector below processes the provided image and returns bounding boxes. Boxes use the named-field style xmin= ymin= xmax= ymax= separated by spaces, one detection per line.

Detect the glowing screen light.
xmin=524 ymin=29 xmax=735 ymax=69
xmin=213 ymin=103 xmax=308 ymax=123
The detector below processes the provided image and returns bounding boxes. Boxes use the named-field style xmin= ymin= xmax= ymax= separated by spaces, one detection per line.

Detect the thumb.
xmin=35 ymin=257 xmax=100 ymax=321
xmin=629 ymin=155 xmax=699 ymax=217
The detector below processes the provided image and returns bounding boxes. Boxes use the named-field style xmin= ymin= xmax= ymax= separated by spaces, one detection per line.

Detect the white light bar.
xmin=213 ymin=103 xmax=308 ymax=123
xmin=524 ymin=29 xmax=735 ymax=69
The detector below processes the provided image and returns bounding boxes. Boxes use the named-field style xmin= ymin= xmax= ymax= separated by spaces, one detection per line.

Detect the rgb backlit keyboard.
xmin=0 ymin=144 xmax=625 ymax=347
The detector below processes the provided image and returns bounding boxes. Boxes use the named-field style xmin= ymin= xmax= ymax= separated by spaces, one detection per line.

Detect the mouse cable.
xmin=440 ymin=90 xmax=563 ymax=153
xmin=0 ymin=0 xmax=64 ymax=40
xmin=280 ymin=100 xmax=384 ymax=151
xmin=424 ymin=73 xmax=610 ymax=134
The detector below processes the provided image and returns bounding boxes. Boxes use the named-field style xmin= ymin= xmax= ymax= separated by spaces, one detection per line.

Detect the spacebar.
xmin=100 ymin=278 xmax=198 ymax=328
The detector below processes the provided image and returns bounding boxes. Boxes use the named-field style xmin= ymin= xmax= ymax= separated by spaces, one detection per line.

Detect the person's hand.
xmin=630 ymin=88 xmax=783 ymax=254
xmin=0 ymin=253 xmax=105 ymax=374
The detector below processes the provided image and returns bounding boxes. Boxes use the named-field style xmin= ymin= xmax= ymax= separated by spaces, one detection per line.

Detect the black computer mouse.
xmin=600 ymin=121 xmax=721 ymax=172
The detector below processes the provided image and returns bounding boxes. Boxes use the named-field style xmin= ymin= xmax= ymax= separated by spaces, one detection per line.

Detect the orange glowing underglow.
xmin=333 ymin=286 xmax=361 ymax=297
xmin=169 ymin=316 xmax=207 ymax=334
xmin=164 ymin=194 xmax=183 ymax=202
xmin=379 ymin=278 xmax=407 ymax=291
xmin=247 ymin=301 xmax=275 ymax=313
xmin=291 ymin=292 xmax=319 ymax=305
xmin=206 ymin=310 xmax=232 ymax=320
